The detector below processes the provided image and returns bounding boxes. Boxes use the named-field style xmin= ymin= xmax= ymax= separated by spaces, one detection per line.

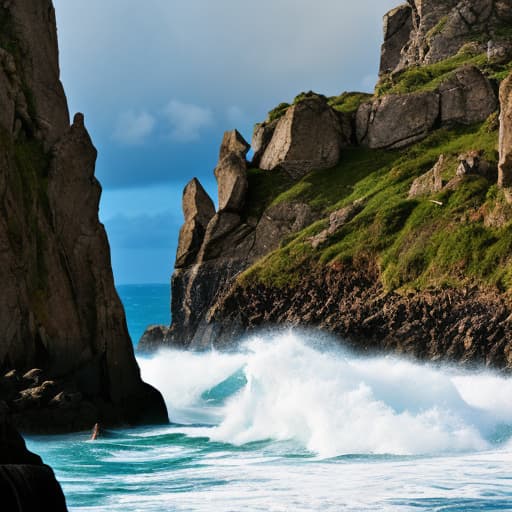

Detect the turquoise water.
xmin=117 ymin=284 xmax=170 ymax=346
xmin=26 ymin=287 xmax=512 ymax=511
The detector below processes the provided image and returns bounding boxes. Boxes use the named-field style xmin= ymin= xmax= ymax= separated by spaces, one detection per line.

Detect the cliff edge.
xmin=0 ymin=0 xmax=167 ymax=432
xmin=142 ymin=0 xmax=512 ymax=370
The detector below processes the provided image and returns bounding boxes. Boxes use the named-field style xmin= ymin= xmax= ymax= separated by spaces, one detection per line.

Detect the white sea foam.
xmin=138 ymin=331 xmax=512 ymax=458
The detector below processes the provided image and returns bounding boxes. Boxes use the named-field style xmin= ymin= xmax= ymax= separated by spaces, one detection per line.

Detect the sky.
xmin=53 ymin=0 xmax=398 ymax=284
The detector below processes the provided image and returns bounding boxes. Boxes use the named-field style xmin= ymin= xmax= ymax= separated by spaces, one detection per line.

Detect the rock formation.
xmin=499 ymin=71 xmax=512 ymax=188
xmin=380 ymin=0 xmax=512 ymax=75
xmin=257 ymin=94 xmax=348 ymax=178
xmin=143 ymin=0 xmax=512 ymax=373
xmin=0 ymin=0 xmax=167 ymax=433
xmin=0 ymin=406 xmax=67 ymax=511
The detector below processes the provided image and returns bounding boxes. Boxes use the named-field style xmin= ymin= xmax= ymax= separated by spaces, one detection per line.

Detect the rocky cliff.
xmin=0 ymin=0 xmax=167 ymax=433
xmin=142 ymin=0 xmax=512 ymax=370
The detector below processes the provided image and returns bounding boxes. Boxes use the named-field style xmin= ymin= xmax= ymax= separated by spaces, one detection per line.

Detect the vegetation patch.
xmin=240 ymin=121 xmax=510 ymax=292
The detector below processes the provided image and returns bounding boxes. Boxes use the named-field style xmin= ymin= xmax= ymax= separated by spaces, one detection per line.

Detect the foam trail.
xmin=138 ymin=331 xmax=512 ymax=458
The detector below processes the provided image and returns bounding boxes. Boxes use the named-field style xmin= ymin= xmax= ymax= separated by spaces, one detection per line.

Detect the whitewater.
xmin=28 ymin=331 xmax=512 ymax=511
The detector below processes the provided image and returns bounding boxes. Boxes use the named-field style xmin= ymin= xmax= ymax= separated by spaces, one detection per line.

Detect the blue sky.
xmin=53 ymin=0 xmax=398 ymax=284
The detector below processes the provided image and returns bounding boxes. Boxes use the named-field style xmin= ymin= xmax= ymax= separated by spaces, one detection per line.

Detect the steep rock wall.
xmin=0 ymin=1 xmax=167 ymax=431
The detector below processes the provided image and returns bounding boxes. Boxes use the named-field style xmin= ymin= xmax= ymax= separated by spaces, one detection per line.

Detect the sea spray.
xmin=138 ymin=331 xmax=512 ymax=458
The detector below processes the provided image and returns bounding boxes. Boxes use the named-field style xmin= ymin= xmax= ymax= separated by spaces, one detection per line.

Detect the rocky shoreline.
xmin=139 ymin=0 xmax=512 ymax=370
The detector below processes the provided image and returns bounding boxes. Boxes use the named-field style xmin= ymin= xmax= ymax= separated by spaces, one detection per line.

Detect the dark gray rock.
xmin=175 ymin=178 xmax=215 ymax=268
xmin=259 ymin=95 xmax=346 ymax=179
xmin=409 ymin=155 xmax=445 ymax=198
xmin=356 ymin=91 xmax=440 ymax=149
xmin=439 ymin=66 xmax=497 ymax=126
xmin=380 ymin=4 xmax=413 ymax=75
xmin=499 ymin=72 xmax=512 ymax=189
xmin=253 ymin=202 xmax=316 ymax=257
xmin=137 ymin=325 xmax=170 ymax=354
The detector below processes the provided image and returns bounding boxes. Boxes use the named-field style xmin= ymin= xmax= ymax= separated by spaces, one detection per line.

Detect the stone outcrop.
xmin=208 ymin=262 xmax=512 ymax=369
xmin=380 ymin=0 xmax=512 ymax=75
xmin=0 ymin=408 xmax=67 ymax=511
xmin=175 ymin=178 xmax=215 ymax=268
xmin=439 ymin=66 xmax=498 ymax=126
xmin=359 ymin=66 xmax=497 ymax=149
xmin=357 ymin=91 xmax=440 ymax=149
xmin=380 ymin=4 xmax=414 ymax=75
xmin=0 ymin=0 xmax=167 ymax=433
xmin=258 ymin=95 xmax=348 ymax=178
xmin=215 ymin=130 xmax=250 ymax=212
xmin=138 ymin=325 xmax=171 ymax=354
xmin=499 ymin=72 xmax=512 ymax=188
xmin=409 ymin=155 xmax=444 ymax=198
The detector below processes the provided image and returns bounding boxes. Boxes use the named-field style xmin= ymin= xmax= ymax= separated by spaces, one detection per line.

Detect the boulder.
xmin=380 ymin=4 xmax=413 ymax=75
xmin=499 ymin=73 xmax=512 ymax=189
xmin=356 ymin=91 xmax=439 ymax=149
xmin=219 ymin=129 xmax=250 ymax=160
xmin=252 ymin=202 xmax=316 ymax=257
xmin=409 ymin=155 xmax=444 ymax=198
xmin=456 ymin=150 xmax=495 ymax=180
xmin=258 ymin=95 xmax=345 ymax=179
xmin=439 ymin=66 xmax=497 ymax=126
xmin=309 ymin=199 xmax=367 ymax=249
xmin=214 ymin=130 xmax=250 ymax=213
xmin=175 ymin=178 xmax=215 ymax=268
xmin=137 ymin=325 xmax=170 ymax=354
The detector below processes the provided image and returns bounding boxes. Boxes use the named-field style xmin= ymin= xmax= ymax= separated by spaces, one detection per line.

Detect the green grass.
xmin=239 ymin=120 xmax=510 ymax=292
xmin=328 ymin=92 xmax=373 ymax=114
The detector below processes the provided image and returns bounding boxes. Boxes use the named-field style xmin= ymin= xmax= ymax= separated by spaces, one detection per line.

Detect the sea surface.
xmin=27 ymin=285 xmax=512 ymax=511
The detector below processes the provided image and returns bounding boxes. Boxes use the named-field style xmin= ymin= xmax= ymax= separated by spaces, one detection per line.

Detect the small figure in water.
xmin=90 ymin=422 xmax=101 ymax=441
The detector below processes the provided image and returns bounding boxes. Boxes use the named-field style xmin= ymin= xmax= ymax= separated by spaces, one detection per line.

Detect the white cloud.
xmin=164 ymin=100 xmax=213 ymax=142
xmin=113 ymin=110 xmax=155 ymax=145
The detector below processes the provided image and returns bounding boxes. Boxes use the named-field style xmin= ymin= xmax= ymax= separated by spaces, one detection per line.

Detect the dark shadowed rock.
xmin=439 ymin=66 xmax=497 ymax=126
xmin=0 ymin=4 xmax=167 ymax=432
xmin=0 ymin=406 xmax=68 ymax=511
xmin=259 ymin=95 xmax=345 ymax=178
xmin=499 ymin=72 xmax=512 ymax=189
xmin=252 ymin=202 xmax=316 ymax=257
xmin=138 ymin=325 xmax=170 ymax=354
xmin=409 ymin=155 xmax=444 ymax=198
xmin=380 ymin=4 xmax=413 ymax=75
xmin=357 ymin=91 xmax=439 ymax=149
xmin=252 ymin=120 xmax=279 ymax=167
xmin=175 ymin=178 xmax=215 ymax=268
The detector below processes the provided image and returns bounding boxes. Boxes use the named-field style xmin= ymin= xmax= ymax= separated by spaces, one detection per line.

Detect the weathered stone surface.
xmin=175 ymin=178 xmax=215 ymax=268
xmin=198 ymin=213 xmax=254 ymax=262
xmin=356 ymin=91 xmax=439 ymax=149
xmin=252 ymin=202 xmax=316 ymax=257
xmin=380 ymin=4 xmax=413 ymax=75
xmin=252 ymin=120 xmax=278 ymax=167
xmin=380 ymin=0 xmax=512 ymax=74
xmin=0 ymin=4 xmax=167 ymax=432
xmin=214 ymin=130 xmax=250 ymax=213
xmin=456 ymin=150 xmax=495 ymax=180
xmin=309 ymin=199 xmax=367 ymax=249
xmin=5 ymin=0 xmax=70 ymax=144
xmin=439 ymin=66 xmax=497 ymax=126
xmin=259 ymin=95 xmax=345 ymax=178
xmin=499 ymin=72 xmax=512 ymax=189
xmin=137 ymin=325 xmax=171 ymax=354
xmin=219 ymin=129 xmax=250 ymax=160
xmin=409 ymin=155 xmax=444 ymax=198
xmin=0 ymin=408 xmax=67 ymax=511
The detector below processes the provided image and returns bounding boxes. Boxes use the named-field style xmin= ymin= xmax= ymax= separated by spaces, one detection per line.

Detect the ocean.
xmin=26 ymin=285 xmax=512 ymax=511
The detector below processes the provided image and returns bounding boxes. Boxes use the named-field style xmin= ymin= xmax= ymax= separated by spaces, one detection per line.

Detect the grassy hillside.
xmin=239 ymin=117 xmax=512 ymax=292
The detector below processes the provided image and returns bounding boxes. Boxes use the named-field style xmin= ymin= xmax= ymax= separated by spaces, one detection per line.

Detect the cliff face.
xmin=143 ymin=0 xmax=512 ymax=370
xmin=0 ymin=0 xmax=167 ymax=431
